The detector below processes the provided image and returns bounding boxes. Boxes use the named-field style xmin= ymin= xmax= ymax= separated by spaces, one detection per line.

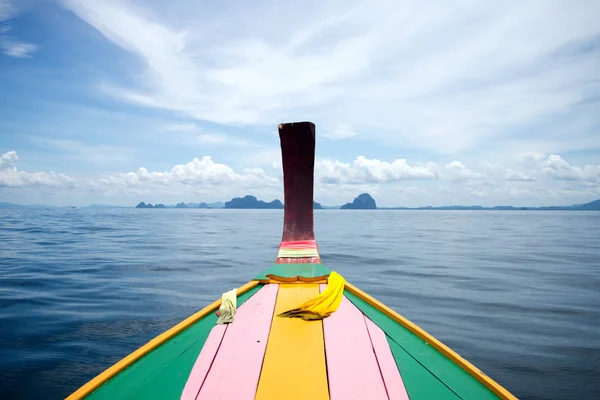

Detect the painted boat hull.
xmin=66 ymin=275 xmax=516 ymax=400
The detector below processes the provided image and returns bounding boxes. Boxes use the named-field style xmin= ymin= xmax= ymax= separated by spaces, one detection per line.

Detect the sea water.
xmin=1 ymin=208 xmax=599 ymax=399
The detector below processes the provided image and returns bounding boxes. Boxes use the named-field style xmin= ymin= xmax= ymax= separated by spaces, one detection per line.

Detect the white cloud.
xmin=62 ymin=0 xmax=600 ymax=155
xmin=164 ymin=123 xmax=199 ymax=132
xmin=316 ymin=156 xmax=437 ymax=185
xmin=97 ymin=156 xmax=279 ymax=189
xmin=0 ymin=150 xmax=18 ymax=169
xmin=323 ymin=125 xmax=357 ymax=140
xmin=0 ymin=0 xmax=38 ymax=58
xmin=0 ymin=151 xmax=76 ymax=187
xmin=195 ymin=133 xmax=254 ymax=147
xmin=543 ymin=155 xmax=600 ymax=182
xmin=505 ymin=169 xmax=536 ymax=182
xmin=0 ymin=0 xmax=14 ymax=21
xmin=162 ymin=124 xmax=255 ymax=147
xmin=442 ymin=161 xmax=486 ymax=182
xmin=1 ymin=149 xmax=598 ymax=206
xmin=40 ymin=138 xmax=133 ymax=166
xmin=518 ymin=152 xmax=546 ymax=165
xmin=2 ymin=41 xmax=37 ymax=58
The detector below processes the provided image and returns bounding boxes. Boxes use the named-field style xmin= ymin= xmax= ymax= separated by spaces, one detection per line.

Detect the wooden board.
xmin=180 ymin=324 xmax=227 ymax=400
xmin=255 ymin=284 xmax=329 ymax=400
xmin=85 ymin=286 xmax=262 ymax=400
xmin=364 ymin=316 xmax=410 ymax=400
xmin=345 ymin=290 xmax=496 ymax=400
xmin=320 ymin=284 xmax=388 ymax=399
xmin=196 ymin=284 xmax=279 ymax=399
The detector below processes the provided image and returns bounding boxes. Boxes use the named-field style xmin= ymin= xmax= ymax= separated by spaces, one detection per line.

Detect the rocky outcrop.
xmin=340 ymin=193 xmax=377 ymax=210
xmin=224 ymin=195 xmax=284 ymax=209
xmin=135 ymin=202 xmax=154 ymax=208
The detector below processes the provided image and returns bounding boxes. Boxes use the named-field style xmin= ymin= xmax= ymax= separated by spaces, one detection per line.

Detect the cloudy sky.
xmin=1 ymin=0 xmax=599 ymax=207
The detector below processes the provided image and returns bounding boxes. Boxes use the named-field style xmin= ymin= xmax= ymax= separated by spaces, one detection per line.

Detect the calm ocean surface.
xmin=0 ymin=208 xmax=599 ymax=399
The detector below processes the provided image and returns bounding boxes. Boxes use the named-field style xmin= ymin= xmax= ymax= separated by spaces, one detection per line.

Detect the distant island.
xmin=135 ymin=202 xmax=165 ymax=209
xmin=134 ymin=201 xmax=214 ymax=209
xmin=186 ymin=202 xmax=219 ymax=208
xmin=380 ymin=198 xmax=600 ymax=211
xmin=341 ymin=193 xmax=377 ymax=210
xmin=133 ymin=198 xmax=324 ymax=210
xmin=2 ymin=197 xmax=599 ymax=210
xmin=225 ymin=195 xmax=283 ymax=209
xmin=129 ymin=196 xmax=599 ymax=210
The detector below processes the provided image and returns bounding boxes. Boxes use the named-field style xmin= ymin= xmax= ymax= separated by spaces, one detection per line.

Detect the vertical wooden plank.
xmin=364 ymin=316 xmax=411 ymax=400
xmin=345 ymin=290 xmax=470 ymax=400
xmin=255 ymin=284 xmax=329 ymax=400
xmin=321 ymin=284 xmax=388 ymax=400
xmin=278 ymin=121 xmax=316 ymax=242
xmin=180 ymin=324 xmax=227 ymax=400
xmin=195 ymin=284 xmax=279 ymax=399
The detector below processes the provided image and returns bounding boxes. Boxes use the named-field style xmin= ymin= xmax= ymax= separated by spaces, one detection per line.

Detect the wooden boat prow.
xmin=67 ymin=122 xmax=517 ymax=400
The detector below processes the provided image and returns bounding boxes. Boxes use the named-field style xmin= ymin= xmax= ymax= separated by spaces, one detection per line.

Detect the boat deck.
xmin=78 ymin=278 xmax=507 ymax=399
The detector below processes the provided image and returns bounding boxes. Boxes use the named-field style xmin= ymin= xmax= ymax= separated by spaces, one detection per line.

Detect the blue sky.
xmin=1 ymin=0 xmax=599 ymax=207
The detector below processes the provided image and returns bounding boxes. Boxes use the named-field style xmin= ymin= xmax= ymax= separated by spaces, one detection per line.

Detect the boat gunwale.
xmin=345 ymin=281 xmax=517 ymax=400
xmin=65 ymin=280 xmax=260 ymax=400
xmin=67 ymin=279 xmax=517 ymax=400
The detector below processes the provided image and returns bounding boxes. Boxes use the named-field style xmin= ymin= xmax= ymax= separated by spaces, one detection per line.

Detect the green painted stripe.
xmin=386 ymin=336 xmax=460 ymax=399
xmin=253 ymin=263 xmax=331 ymax=281
xmin=345 ymin=290 xmax=499 ymax=400
xmin=126 ymin=340 xmax=204 ymax=400
xmin=87 ymin=285 xmax=262 ymax=400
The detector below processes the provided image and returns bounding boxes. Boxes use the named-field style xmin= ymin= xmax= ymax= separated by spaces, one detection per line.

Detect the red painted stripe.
xmin=279 ymin=240 xmax=318 ymax=249
xmin=275 ymin=257 xmax=321 ymax=264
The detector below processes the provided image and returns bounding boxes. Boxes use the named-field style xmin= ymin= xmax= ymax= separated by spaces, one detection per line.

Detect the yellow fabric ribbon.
xmin=278 ymin=271 xmax=345 ymax=320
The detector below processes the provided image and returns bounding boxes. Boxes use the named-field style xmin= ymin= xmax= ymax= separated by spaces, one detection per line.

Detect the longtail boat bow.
xmin=67 ymin=121 xmax=517 ymax=400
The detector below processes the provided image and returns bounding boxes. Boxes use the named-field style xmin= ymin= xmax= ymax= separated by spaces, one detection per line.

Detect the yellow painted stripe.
xmin=66 ymin=280 xmax=259 ymax=400
xmin=345 ymin=282 xmax=518 ymax=400
xmin=255 ymin=284 xmax=329 ymax=400
xmin=277 ymin=248 xmax=320 ymax=258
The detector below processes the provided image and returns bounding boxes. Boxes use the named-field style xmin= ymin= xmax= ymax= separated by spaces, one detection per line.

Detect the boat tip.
xmin=278 ymin=121 xmax=315 ymax=129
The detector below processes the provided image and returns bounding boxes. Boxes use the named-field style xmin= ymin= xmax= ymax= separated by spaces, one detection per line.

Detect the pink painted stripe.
xmin=320 ymin=284 xmax=389 ymax=400
xmin=180 ymin=324 xmax=227 ymax=400
xmin=279 ymin=240 xmax=318 ymax=249
xmin=196 ymin=284 xmax=279 ymax=400
xmin=275 ymin=256 xmax=321 ymax=264
xmin=364 ymin=316 xmax=410 ymax=400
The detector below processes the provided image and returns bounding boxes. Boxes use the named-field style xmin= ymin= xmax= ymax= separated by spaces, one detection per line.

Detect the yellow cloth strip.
xmin=255 ymin=284 xmax=329 ymax=400
xmin=278 ymin=271 xmax=345 ymax=320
